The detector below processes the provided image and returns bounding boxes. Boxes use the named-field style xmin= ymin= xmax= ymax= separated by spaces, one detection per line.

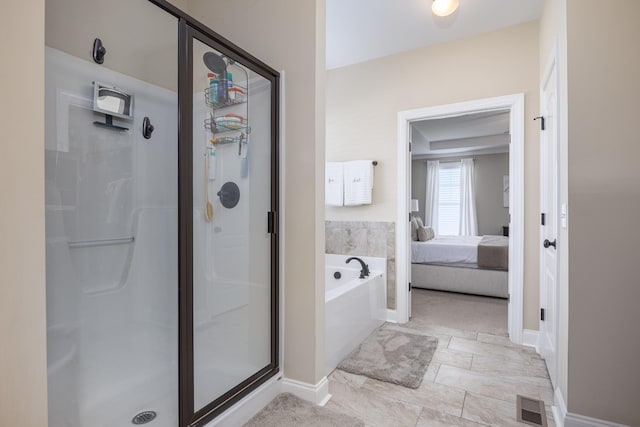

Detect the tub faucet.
xmin=345 ymin=257 xmax=370 ymax=279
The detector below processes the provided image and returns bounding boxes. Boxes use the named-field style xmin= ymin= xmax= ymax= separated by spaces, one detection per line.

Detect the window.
xmin=438 ymin=162 xmax=461 ymax=235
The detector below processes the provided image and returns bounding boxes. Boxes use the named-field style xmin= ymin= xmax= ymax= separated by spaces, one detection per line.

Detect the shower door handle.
xmin=267 ymin=211 xmax=277 ymax=234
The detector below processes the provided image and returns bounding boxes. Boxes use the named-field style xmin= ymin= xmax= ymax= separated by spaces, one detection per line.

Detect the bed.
xmin=411 ymin=235 xmax=509 ymax=298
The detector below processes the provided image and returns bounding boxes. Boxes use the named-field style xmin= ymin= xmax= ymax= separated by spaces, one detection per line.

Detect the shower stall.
xmin=44 ymin=1 xmax=279 ymax=426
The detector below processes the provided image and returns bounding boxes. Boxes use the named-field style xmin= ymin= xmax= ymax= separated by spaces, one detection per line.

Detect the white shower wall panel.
xmin=130 ymin=208 xmax=179 ymax=328
xmin=193 ymin=96 xmax=248 ymax=284
xmin=45 ymin=47 xmax=178 ymax=427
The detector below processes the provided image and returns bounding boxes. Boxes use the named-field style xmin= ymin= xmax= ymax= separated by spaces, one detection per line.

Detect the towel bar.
xmin=68 ymin=237 xmax=135 ymax=248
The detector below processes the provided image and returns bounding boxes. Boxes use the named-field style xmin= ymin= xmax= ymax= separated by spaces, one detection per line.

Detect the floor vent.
xmin=516 ymin=395 xmax=547 ymax=426
xmin=132 ymin=410 xmax=157 ymax=425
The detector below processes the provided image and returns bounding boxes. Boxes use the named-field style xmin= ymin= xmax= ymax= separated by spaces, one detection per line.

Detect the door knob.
xmin=543 ymin=239 xmax=556 ymax=249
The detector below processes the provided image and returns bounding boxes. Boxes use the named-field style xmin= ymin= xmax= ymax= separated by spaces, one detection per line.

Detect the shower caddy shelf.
xmin=203 ymin=59 xmax=250 ymax=148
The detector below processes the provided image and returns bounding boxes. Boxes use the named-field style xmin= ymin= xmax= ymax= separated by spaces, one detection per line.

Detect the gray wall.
xmin=411 ymin=153 xmax=509 ymax=235
xmin=475 ymin=153 xmax=510 ymax=235
xmin=411 ymin=158 xmax=428 ymax=225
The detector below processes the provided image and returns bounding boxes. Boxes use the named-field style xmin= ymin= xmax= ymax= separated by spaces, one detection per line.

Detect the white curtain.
xmin=459 ymin=158 xmax=478 ymax=236
xmin=425 ymin=160 xmax=440 ymax=234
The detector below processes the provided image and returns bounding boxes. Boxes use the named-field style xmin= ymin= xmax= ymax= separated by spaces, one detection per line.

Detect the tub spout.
xmin=345 ymin=257 xmax=370 ymax=279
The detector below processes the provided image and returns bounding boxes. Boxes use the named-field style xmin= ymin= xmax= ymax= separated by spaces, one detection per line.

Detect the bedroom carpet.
xmin=408 ymin=289 xmax=508 ymax=336
xmin=337 ymin=327 xmax=438 ymax=389
xmin=243 ymin=393 xmax=364 ymax=427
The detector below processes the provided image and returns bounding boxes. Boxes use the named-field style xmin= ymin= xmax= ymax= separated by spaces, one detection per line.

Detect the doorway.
xmin=396 ymin=94 xmax=525 ymax=344
xmin=409 ymin=111 xmax=511 ymax=335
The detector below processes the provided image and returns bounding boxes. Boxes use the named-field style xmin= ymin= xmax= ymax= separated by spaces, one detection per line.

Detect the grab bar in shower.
xmin=68 ymin=236 xmax=134 ymax=249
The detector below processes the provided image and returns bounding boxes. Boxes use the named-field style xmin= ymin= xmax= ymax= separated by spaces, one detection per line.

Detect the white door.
xmin=539 ymin=55 xmax=560 ymax=387
xmin=407 ymin=126 xmax=413 ymax=319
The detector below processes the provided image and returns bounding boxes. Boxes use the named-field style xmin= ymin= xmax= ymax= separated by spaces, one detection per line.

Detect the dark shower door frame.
xmin=149 ymin=1 xmax=280 ymax=426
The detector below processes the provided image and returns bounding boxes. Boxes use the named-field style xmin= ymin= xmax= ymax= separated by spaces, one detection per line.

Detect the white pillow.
xmin=418 ymin=225 xmax=435 ymax=242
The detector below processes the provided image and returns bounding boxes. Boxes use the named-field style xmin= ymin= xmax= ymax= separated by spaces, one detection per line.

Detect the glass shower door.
xmin=44 ymin=1 xmax=178 ymax=426
xmin=186 ymin=28 xmax=279 ymax=422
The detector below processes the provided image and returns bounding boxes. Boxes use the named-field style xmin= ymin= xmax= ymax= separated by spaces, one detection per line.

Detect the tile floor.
xmin=325 ymin=289 xmax=556 ymax=427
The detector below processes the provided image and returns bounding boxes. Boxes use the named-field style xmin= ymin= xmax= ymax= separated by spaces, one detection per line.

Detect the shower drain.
xmin=132 ymin=411 xmax=157 ymax=425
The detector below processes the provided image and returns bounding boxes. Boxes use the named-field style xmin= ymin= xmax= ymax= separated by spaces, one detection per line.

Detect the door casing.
xmin=539 ymin=42 xmax=560 ymax=388
xmin=396 ymin=94 xmax=525 ymax=345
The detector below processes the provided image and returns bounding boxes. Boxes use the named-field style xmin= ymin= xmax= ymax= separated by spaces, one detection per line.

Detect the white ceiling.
xmin=326 ymin=0 xmax=543 ymax=70
xmin=411 ymin=111 xmax=510 ymax=157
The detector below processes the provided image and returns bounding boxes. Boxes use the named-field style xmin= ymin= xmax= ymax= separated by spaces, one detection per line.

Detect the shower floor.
xmin=82 ymin=321 xmax=177 ymax=427
xmin=82 ymin=386 xmax=176 ymax=427
xmin=50 ymin=320 xmax=178 ymax=427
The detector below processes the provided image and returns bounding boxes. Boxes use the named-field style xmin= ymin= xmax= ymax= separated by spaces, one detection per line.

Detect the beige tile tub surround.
xmin=326 ymin=290 xmax=555 ymax=427
xmin=326 ymin=221 xmax=396 ymax=309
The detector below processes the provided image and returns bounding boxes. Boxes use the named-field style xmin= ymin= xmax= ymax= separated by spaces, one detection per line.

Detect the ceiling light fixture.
xmin=432 ymin=0 xmax=459 ymax=17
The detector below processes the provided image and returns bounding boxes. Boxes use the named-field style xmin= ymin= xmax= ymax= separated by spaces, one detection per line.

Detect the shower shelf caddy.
xmin=203 ymin=59 xmax=250 ymax=148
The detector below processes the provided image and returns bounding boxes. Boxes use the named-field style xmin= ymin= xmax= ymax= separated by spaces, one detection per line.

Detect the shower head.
xmin=203 ymin=52 xmax=227 ymax=76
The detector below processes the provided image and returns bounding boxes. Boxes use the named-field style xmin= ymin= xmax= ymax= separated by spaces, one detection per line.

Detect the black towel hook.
xmin=142 ymin=117 xmax=154 ymax=140
xmin=93 ymin=38 xmax=106 ymax=64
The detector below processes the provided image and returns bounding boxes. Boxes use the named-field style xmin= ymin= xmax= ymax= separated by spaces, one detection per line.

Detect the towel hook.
xmin=142 ymin=117 xmax=154 ymax=139
xmin=93 ymin=38 xmax=106 ymax=64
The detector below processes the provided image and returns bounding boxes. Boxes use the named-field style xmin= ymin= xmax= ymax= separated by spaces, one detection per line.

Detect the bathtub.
xmin=324 ymin=254 xmax=387 ymax=376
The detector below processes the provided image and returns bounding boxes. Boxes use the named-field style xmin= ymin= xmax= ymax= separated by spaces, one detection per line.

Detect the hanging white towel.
xmin=325 ymin=162 xmax=344 ymax=206
xmin=344 ymin=160 xmax=374 ymax=206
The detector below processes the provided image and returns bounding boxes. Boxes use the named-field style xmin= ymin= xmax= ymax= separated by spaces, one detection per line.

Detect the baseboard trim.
xmin=205 ymin=375 xmax=282 ymax=426
xmin=281 ymin=376 xmax=331 ymax=406
xmin=565 ymin=413 xmax=631 ymax=427
xmin=386 ymin=309 xmax=398 ymax=323
xmin=522 ymin=329 xmax=540 ymax=353
xmin=553 ymin=387 xmax=567 ymax=427
xmin=553 ymin=388 xmax=629 ymax=427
